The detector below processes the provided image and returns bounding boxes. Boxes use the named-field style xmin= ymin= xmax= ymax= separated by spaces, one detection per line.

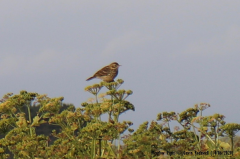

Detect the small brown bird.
xmin=86 ymin=62 xmax=121 ymax=82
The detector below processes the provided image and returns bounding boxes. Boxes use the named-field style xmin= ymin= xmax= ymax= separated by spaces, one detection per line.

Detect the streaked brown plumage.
xmin=86 ymin=62 xmax=121 ymax=82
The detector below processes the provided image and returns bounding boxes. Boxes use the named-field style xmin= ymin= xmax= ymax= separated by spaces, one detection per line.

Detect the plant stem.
xmin=117 ymin=135 xmax=120 ymax=158
xmin=93 ymin=138 xmax=96 ymax=158
xmin=99 ymin=138 xmax=102 ymax=157
xmin=95 ymin=94 xmax=98 ymax=104
xmin=91 ymin=138 xmax=95 ymax=159
xmin=198 ymin=107 xmax=203 ymax=150
xmin=231 ymin=136 xmax=234 ymax=152
xmin=27 ymin=100 xmax=33 ymax=137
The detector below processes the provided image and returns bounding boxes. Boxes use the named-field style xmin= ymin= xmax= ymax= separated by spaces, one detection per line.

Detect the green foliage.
xmin=0 ymin=79 xmax=239 ymax=158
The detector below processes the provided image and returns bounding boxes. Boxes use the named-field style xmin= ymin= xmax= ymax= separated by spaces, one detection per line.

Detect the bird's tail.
xmin=86 ymin=76 xmax=95 ymax=81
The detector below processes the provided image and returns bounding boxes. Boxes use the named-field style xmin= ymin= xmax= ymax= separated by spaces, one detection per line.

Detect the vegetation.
xmin=0 ymin=79 xmax=239 ymax=158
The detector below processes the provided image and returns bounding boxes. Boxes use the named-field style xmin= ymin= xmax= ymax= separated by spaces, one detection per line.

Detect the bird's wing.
xmin=94 ymin=66 xmax=111 ymax=77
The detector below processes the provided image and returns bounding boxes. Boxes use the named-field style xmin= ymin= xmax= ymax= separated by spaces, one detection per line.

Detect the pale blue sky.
xmin=1 ymin=1 xmax=240 ymax=130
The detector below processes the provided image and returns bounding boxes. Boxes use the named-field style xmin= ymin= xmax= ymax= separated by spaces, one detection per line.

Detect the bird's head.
xmin=110 ymin=62 xmax=121 ymax=69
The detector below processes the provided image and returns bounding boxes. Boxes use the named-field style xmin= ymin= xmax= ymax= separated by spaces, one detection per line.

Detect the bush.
xmin=0 ymin=79 xmax=239 ymax=158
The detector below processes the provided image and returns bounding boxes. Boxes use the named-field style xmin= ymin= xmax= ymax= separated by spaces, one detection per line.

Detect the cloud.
xmin=181 ymin=25 xmax=240 ymax=57
xmin=0 ymin=50 xmax=82 ymax=76
xmin=101 ymin=31 xmax=153 ymax=56
xmin=224 ymin=25 xmax=240 ymax=51
xmin=0 ymin=50 xmax=54 ymax=75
